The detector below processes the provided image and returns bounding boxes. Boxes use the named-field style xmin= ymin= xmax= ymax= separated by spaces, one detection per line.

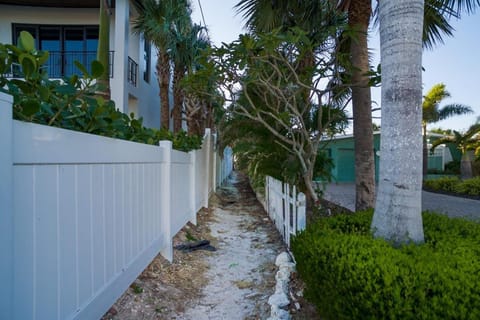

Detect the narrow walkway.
xmin=323 ymin=183 xmax=480 ymax=220
xmin=178 ymin=172 xmax=285 ymax=319
xmin=104 ymin=172 xmax=296 ymax=320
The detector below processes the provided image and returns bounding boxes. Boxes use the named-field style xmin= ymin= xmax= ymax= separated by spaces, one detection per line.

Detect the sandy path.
xmin=103 ymin=171 xmax=287 ymax=320
xmin=177 ymin=172 xmax=285 ymax=319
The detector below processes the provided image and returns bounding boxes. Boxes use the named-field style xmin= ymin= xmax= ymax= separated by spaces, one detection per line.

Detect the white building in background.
xmin=0 ymin=0 xmax=162 ymax=129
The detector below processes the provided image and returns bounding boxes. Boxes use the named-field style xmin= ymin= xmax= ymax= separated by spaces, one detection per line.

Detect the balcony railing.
xmin=127 ymin=56 xmax=138 ymax=87
xmin=5 ymin=51 xmax=114 ymax=79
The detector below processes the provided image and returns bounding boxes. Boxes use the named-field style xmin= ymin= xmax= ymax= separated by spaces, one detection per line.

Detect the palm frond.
xmin=437 ymin=103 xmax=473 ymax=121
xmin=423 ymin=0 xmax=457 ymax=49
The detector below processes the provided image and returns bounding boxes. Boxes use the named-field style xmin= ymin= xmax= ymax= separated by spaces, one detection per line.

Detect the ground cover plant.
xmin=291 ymin=210 xmax=480 ymax=319
xmin=0 ymin=31 xmax=202 ymax=152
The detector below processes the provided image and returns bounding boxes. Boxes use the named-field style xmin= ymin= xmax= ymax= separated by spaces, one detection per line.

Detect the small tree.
xmin=204 ymin=28 xmax=350 ymax=202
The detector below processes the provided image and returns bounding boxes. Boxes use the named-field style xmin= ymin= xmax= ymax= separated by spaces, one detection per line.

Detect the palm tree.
xmin=179 ymin=27 xmax=214 ymax=135
xmin=97 ymin=0 xmax=111 ymax=99
xmin=371 ymin=0 xmax=425 ymax=244
xmin=338 ymin=0 xmax=480 ymax=211
xmin=132 ymin=0 xmax=176 ymax=130
xmin=336 ymin=0 xmax=376 ymax=211
xmin=171 ymin=11 xmax=209 ymax=133
xmin=431 ymin=123 xmax=480 ymax=179
xmin=422 ymin=83 xmax=473 ymax=175
xmin=235 ymin=0 xmax=342 ymax=108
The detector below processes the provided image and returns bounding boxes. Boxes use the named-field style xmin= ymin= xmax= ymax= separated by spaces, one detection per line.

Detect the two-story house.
xmin=0 ymin=0 xmax=162 ymax=129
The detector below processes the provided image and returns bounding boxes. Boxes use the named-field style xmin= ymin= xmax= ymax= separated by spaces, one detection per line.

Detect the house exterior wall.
xmin=0 ymin=1 xmax=161 ymax=129
xmin=321 ymin=132 xmax=454 ymax=183
xmin=320 ymin=133 xmax=381 ymax=183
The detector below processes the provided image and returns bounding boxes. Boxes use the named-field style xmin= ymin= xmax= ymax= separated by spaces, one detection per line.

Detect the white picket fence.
xmin=0 ymin=93 xmax=233 ymax=320
xmin=264 ymin=176 xmax=306 ymax=247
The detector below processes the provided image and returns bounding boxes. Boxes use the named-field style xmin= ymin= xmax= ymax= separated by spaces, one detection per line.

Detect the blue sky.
xmin=192 ymin=1 xmax=480 ymax=132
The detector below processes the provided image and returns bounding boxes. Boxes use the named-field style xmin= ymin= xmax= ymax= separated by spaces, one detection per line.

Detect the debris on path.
xmin=174 ymin=240 xmax=217 ymax=252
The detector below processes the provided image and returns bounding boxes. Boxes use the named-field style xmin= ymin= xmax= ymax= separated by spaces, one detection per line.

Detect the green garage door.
xmin=337 ymin=148 xmax=355 ymax=182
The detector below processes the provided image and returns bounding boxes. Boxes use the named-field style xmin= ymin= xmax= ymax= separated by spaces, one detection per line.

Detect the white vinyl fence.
xmin=264 ymin=176 xmax=306 ymax=247
xmin=0 ymin=93 xmax=233 ymax=320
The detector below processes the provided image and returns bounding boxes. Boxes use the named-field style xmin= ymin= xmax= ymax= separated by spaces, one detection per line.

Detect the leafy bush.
xmin=0 ymin=31 xmax=202 ymax=152
xmin=454 ymin=177 xmax=480 ymax=196
xmin=291 ymin=211 xmax=480 ymax=319
xmin=424 ymin=176 xmax=480 ymax=197
xmin=423 ymin=176 xmax=460 ymax=193
xmin=444 ymin=160 xmax=461 ymax=175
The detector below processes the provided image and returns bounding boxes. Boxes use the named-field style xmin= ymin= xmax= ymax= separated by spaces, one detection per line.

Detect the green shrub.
xmin=424 ymin=176 xmax=480 ymax=197
xmin=423 ymin=176 xmax=460 ymax=192
xmin=291 ymin=211 xmax=480 ymax=320
xmin=444 ymin=160 xmax=461 ymax=175
xmin=454 ymin=177 xmax=480 ymax=196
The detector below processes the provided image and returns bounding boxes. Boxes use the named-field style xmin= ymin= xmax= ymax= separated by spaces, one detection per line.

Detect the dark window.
xmin=143 ymin=39 xmax=151 ymax=83
xmin=12 ymin=24 xmax=103 ymax=78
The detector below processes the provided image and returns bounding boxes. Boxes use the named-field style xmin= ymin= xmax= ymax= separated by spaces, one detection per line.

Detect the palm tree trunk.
xmin=371 ymin=0 xmax=425 ymax=244
xmin=172 ymin=66 xmax=184 ymax=133
xmin=423 ymin=123 xmax=428 ymax=176
xmin=157 ymin=52 xmax=170 ymax=130
xmin=97 ymin=0 xmax=111 ymax=100
xmin=349 ymin=0 xmax=375 ymax=211
xmin=461 ymin=151 xmax=473 ymax=179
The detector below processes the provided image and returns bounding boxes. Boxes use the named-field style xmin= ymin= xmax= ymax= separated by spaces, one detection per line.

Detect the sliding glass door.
xmin=13 ymin=24 xmax=100 ymax=78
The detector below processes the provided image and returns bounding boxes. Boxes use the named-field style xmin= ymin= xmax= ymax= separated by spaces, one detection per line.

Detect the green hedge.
xmin=291 ymin=211 xmax=480 ymax=320
xmin=0 ymin=32 xmax=202 ymax=152
xmin=424 ymin=176 xmax=480 ymax=196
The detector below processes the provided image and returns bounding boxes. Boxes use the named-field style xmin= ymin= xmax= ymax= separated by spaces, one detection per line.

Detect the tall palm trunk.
xmin=97 ymin=0 xmax=111 ymax=100
xmin=349 ymin=0 xmax=375 ymax=211
xmin=157 ymin=52 xmax=170 ymax=130
xmin=298 ymin=48 xmax=315 ymax=111
xmin=460 ymin=149 xmax=474 ymax=179
xmin=423 ymin=122 xmax=428 ymax=176
xmin=372 ymin=0 xmax=425 ymax=244
xmin=172 ymin=66 xmax=184 ymax=133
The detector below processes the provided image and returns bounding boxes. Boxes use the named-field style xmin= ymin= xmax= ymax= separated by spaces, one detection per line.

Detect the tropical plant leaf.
xmin=74 ymin=60 xmax=90 ymax=78
xmin=18 ymin=53 xmax=36 ymax=77
xmin=18 ymin=31 xmax=35 ymax=52
xmin=91 ymin=60 xmax=104 ymax=79
xmin=20 ymin=99 xmax=40 ymax=117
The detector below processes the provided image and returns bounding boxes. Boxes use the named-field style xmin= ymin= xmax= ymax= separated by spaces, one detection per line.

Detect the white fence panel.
xmin=0 ymin=94 xmax=14 ymax=320
xmin=265 ymin=176 xmax=306 ymax=247
xmin=171 ymin=149 xmax=195 ymax=235
xmin=11 ymin=121 xmax=169 ymax=320
xmin=0 ymin=90 xmax=234 ymax=320
xmin=216 ymin=147 xmax=233 ymax=187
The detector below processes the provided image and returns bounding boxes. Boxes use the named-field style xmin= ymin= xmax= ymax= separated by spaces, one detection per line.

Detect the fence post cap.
xmin=159 ymin=140 xmax=173 ymax=149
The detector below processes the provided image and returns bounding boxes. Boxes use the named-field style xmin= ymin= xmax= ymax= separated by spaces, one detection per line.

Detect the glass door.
xmin=39 ymin=27 xmax=61 ymax=77
xmin=64 ymin=27 xmax=84 ymax=77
